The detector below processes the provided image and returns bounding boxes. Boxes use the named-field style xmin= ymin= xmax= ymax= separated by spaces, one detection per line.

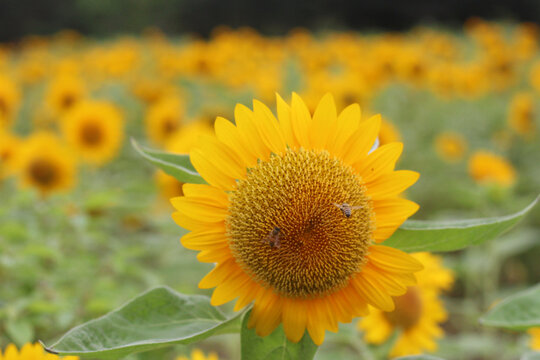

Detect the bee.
xmin=334 ymin=203 xmax=363 ymax=218
xmin=262 ymin=227 xmax=282 ymax=248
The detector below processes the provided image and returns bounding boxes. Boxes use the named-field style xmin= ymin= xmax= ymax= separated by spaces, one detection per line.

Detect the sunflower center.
xmin=80 ymin=121 xmax=103 ymax=146
xmin=383 ymin=286 xmax=423 ymax=329
xmin=61 ymin=93 xmax=76 ymax=109
xmin=29 ymin=158 xmax=58 ymax=186
xmin=162 ymin=117 xmax=179 ymax=136
xmin=227 ymin=148 xmax=374 ymax=299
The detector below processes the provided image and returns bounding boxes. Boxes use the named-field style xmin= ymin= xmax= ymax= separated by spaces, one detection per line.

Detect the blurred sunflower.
xmin=358 ymin=252 xmax=454 ymax=357
xmin=0 ymin=342 xmax=78 ymax=360
xmin=61 ymin=100 xmax=123 ymax=166
xmin=16 ymin=132 xmax=76 ymax=196
xmin=529 ymin=328 xmax=540 ymax=350
xmin=0 ymin=130 xmax=21 ymax=179
xmin=176 ymin=349 xmax=218 ymax=360
xmin=172 ymin=93 xmax=422 ymax=345
xmin=145 ymin=96 xmax=184 ymax=146
xmin=156 ymin=121 xmax=214 ymax=200
xmin=434 ymin=132 xmax=467 ymax=162
xmin=46 ymin=75 xmax=86 ymax=116
xmin=0 ymin=75 xmax=20 ymax=129
xmin=508 ymin=92 xmax=535 ymax=137
xmin=468 ymin=150 xmax=516 ymax=187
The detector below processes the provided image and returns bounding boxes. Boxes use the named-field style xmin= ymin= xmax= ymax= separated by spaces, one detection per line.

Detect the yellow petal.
xmin=210 ymin=270 xmax=253 ymax=306
xmin=310 ymin=93 xmax=337 ymax=150
xmin=199 ymin=258 xmax=238 ymax=289
xmin=171 ymin=197 xmax=228 ymax=223
xmin=353 ymin=274 xmax=395 ymax=311
xmin=282 ymin=298 xmax=308 ymax=342
xmin=327 ymin=103 xmax=361 ymax=155
xmin=190 ymin=148 xmax=237 ymax=190
xmin=180 ymin=183 xmax=229 ymax=208
xmin=252 ymin=99 xmax=287 ymax=154
xmin=340 ymin=115 xmax=381 ymax=165
xmin=354 ymin=142 xmax=403 ymax=183
xmin=276 ymin=93 xmax=298 ymax=148
xmin=290 ymin=92 xmax=312 ymax=148
xmin=368 ymin=245 xmax=424 ymax=273
xmin=197 ymin=135 xmax=246 ymax=180
xmin=373 ymin=198 xmax=419 ymax=242
xmin=235 ymin=103 xmax=269 ymax=162
xmin=180 ymin=229 xmax=229 ymax=250
xmin=172 ymin=211 xmax=222 ymax=231
xmin=214 ymin=116 xmax=257 ymax=168
xmin=366 ymin=170 xmax=419 ymax=199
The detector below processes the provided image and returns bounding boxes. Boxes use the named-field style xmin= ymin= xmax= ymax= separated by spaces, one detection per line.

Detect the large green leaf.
xmin=131 ymin=139 xmax=206 ymax=184
xmin=240 ymin=310 xmax=318 ymax=360
xmin=42 ymin=286 xmax=244 ymax=359
xmin=384 ymin=196 xmax=538 ymax=252
xmin=480 ymin=283 xmax=540 ymax=330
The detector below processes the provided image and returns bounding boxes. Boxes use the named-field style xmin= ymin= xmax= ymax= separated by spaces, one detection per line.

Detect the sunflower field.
xmin=0 ymin=19 xmax=540 ymax=360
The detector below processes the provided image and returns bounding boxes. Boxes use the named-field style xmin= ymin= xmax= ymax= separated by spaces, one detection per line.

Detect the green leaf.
xmin=42 ymin=286 xmax=244 ymax=359
xmin=384 ymin=196 xmax=538 ymax=252
xmin=240 ymin=310 xmax=318 ymax=360
xmin=131 ymin=138 xmax=206 ymax=184
xmin=480 ymin=283 xmax=540 ymax=330
xmin=394 ymin=356 xmax=446 ymax=360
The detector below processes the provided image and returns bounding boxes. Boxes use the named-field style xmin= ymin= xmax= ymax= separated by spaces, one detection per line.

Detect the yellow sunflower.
xmin=176 ymin=349 xmax=218 ymax=360
xmin=508 ymin=92 xmax=535 ymax=137
xmin=46 ymin=75 xmax=86 ymax=116
xmin=0 ymin=130 xmax=21 ymax=179
xmin=468 ymin=150 xmax=516 ymax=187
xmin=61 ymin=100 xmax=123 ymax=166
xmin=358 ymin=252 xmax=454 ymax=358
xmin=16 ymin=132 xmax=76 ymax=196
xmin=529 ymin=327 xmax=540 ymax=350
xmin=0 ymin=75 xmax=20 ymax=129
xmin=434 ymin=132 xmax=467 ymax=162
xmin=0 ymin=342 xmax=78 ymax=360
xmin=145 ymin=96 xmax=184 ymax=146
xmin=171 ymin=93 xmax=423 ymax=345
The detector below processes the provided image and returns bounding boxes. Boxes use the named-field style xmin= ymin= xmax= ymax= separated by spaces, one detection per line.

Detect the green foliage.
xmin=384 ymin=196 xmax=539 ymax=252
xmin=480 ymin=283 xmax=540 ymax=330
xmin=240 ymin=310 xmax=318 ymax=360
xmin=44 ymin=287 xmax=245 ymax=359
xmin=131 ymin=139 xmax=206 ymax=184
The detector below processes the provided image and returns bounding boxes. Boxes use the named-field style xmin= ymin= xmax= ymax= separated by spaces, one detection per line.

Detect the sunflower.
xmin=46 ymin=75 xmax=86 ymax=116
xmin=0 ymin=130 xmax=21 ymax=179
xmin=0 ymin=75 xmax=20 ymax=129
xmin=358 ymin=252 xmax=454 ymax=358
xmin=171 ymin=93 xmax=423 ymax=345
xmin=434 ymin=132 xmax=467 ymax=162
xmin=0 ymin=342 xmax=78 ymax=360
xmin=529 ymin=327 xmax=540 ymax=350
xmin=61 ymin=100 xmax=123 ymax=166
xmin=508 ymin=92 xmax=535 ymax=137
xmin=468 ymin=150 xmax=516 ymax=187
xmin=176 ymin=349 xmax=218 ymax=360
xmin=145 ymin=96 xmax=184 ymax=146
xmin=16 ymin=132 xmax=76 ymax=196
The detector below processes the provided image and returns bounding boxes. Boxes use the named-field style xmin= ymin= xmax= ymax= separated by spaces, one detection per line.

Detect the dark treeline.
xmin=1 ymin=0 xmax=540 ymax=41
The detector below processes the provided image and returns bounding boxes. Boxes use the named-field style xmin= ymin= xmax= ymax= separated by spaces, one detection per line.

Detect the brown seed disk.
xmin=227 ymin=148 xmax=374 ymax=299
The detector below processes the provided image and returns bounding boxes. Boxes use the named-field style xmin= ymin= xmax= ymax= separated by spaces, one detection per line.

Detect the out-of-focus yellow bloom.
xmin=176 ymin=348 xmax=218 ymax=360
xmin=513 ymin=23 xmax=539 ymax=61
xmin=132 ymin=77 xmax=175 ymax=105
xmin=358 ymin=252 xmax=454 ymax=358
xmin=529 ymin=328 xmax=540 ymax=350
xmin=0 ymin=342 xmax=79 ymax=360
xmin=435 ymin=132 xmax=467 ymax=162
xmin=508 ymin=92 xmax=536 ymax=137
xmin=61 ymin=100 xmax=124 ymax=166
xmin=16 ymin=132 xmax=76 ymax=196
xmin=0 ymin=75 xmax=20 ymax=129
xmin=156 ymin=121 xmax=214 ymax=200
xmin=0 ymin=130 xmax=21 ymax=179
xmin=468 ymin=150 xmax=516 ymax=187
xmin=46 ymin=75 xmax=86 ymax=117
xmin=145 ymin=96 xmax=184 ymax=146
